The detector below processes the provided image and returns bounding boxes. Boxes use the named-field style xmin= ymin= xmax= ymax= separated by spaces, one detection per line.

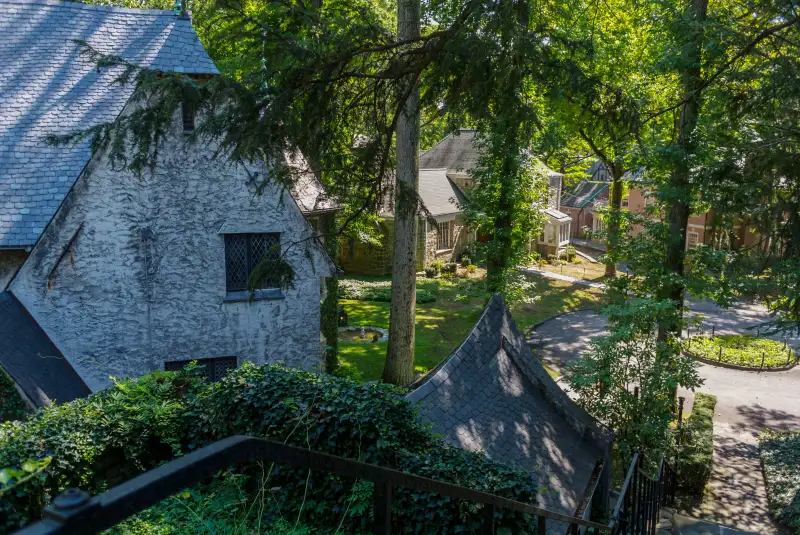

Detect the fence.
xmin=608 ymin=452 xmax=677 ymax=535
xmin=13 ymin=435 xmax=612 ymax=535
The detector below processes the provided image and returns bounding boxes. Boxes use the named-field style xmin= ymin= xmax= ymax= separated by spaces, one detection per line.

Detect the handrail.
xmin=608 ymin=451 xmax=677 ymax=535
xmin=14 ymin=435 xmax=611 ymax=535
xmin=608 ymin=451 xmax=639 ymax=529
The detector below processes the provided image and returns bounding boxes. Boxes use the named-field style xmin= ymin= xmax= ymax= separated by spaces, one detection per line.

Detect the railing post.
xmin=537 ymin=515 xmax=546 ymax=535
xmin=372 ymin=482 xmax=392 ymax=535
xmin=482 ymin=504 xmax=496 ymax=535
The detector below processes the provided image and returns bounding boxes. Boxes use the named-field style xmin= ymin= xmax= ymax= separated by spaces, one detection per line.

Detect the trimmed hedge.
xmin=676 ymin=392 xmax=716 ymax=495
xmin=339 ymin=279 xmax=436 ymax=304
xmin=759 ymin=429 xmax=800 ymax=534
xmin=0 ymin=364 xmax=541 ymax=534
xmin=686 ymin=335 xmax=793 ymax=369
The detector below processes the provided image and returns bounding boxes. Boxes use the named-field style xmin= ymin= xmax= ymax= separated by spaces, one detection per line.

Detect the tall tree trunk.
xmin=320 ymin=213 xmax=340 ymax=374
xmin=605 ymin=166 xmax=624 ymax=277
xmin=658 ymin=0 xmax=708 ymax=339
xmin=383 ymin=0 xmax=421 ymax=385
xmin=486 ymin=129 xmax=518 ymax=294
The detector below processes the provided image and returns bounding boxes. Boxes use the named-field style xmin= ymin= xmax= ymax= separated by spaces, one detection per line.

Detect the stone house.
xmin=340 ymin=130 xmax=570 ymax=274
xmin=0 ymin=0 xmax=335 ymax=407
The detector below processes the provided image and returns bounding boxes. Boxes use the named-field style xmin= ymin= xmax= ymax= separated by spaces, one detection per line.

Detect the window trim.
xmin=437 ymin=220 xmax=453 ymax=250
xmin=687 ymin=231 xmax=699 ymax=249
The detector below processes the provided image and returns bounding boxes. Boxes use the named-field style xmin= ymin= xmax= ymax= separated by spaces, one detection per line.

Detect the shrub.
xmin=0 ymin=369 xmax=29 ymax=423
xmin=429 ymin=259 xmax=445 ymax=272
xmin=443 ymin=262 xmax=458 ymax=275
xmin=686 ymin=335 xmax=793 ymax=368
xmin=547 ymin=254 xmax=560 ymax=265
xmin=339 ymin=279 xmax=436 ymax=304
xmin=565 ymin=245 xmax=577 ymax=262
xmin=459 ymin=255 xmax=471 ymax=267
xmin=466 ymin=264 xmax=477 ymax=274
xmin=1 ymin=364 xmax=540 ymax=534
xmin=424 ymin=266 xmax=437 ymax=278
xmin=759 ymin=429 xmax=800 ymax=534
xmin=676 ymin=392 xmax=716 ymax=495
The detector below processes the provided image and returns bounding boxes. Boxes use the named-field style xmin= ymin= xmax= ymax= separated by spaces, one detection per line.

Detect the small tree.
xmin=568 ymin=298 xmax=702 ymax=460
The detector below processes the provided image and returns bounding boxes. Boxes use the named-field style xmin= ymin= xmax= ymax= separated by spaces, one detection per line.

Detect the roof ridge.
xmin=420 ymin=129 xmax=476 ymax=158
xmin=0 ymin=0 xmax=182 ymax=17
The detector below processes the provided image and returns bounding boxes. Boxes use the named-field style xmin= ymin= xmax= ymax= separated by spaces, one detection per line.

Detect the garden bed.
xmin=683 ymin=334 xmax=797 ymax=370
xmin=759 ymin=429 xmax=800 ymax=534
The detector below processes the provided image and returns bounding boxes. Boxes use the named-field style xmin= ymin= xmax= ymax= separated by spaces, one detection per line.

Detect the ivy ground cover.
xmin=759 ymin=429 xmax=800 ymax=534
xmin=685 ymin=334 xmax=795 ymax=369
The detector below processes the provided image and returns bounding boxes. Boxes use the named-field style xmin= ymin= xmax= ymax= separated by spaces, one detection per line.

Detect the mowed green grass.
xmin=338 ymin=272 xmax=604 ymax=381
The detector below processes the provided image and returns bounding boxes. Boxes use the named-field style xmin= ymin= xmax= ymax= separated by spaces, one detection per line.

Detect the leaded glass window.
xmin=165 ymin=356 xmax=237 ymax=382
xmin=224 ymin=233 xmax=280 ymax=291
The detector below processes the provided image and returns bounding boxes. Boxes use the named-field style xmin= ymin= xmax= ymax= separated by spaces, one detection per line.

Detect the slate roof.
xmin=418 ymin=168 xmax=467 ymax=217
xmin=420 ymin=129 xmax=481 ymax=172
xmin=420 ymin=129 xmax=564 ymax=180
xmin=285 ymin=153 xmax=339 ymax=215
xmin=407 ymin=295 xmax=612 ymax=529
xmin=0 ymin=0 xmax=218 ymax=247
xmin=561 ymin=181 xmax=608 ymax=209
xmin=0 ymin=291 xmax=90 ymax=407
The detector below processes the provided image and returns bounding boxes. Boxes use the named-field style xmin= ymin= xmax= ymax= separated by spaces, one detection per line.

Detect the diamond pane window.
xmin=165 ymin=357 xmax=237 ymax=382
xmin=224 ymin=233 xmax=280 ymax=291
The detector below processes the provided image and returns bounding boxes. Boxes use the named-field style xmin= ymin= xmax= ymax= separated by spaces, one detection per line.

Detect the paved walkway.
xmin=519 ymin=267 xmax=607 ymax=290
xmin=528 ymin=301 xmax=800 ymax=534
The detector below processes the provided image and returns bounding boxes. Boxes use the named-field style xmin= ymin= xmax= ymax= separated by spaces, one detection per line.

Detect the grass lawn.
xmin=338 ymin=270 xmax=604 ymax=381
xmin=535 ymin=258 xmax=608 ymax=281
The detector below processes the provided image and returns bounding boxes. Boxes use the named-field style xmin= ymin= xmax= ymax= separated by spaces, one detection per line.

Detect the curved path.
xmin=529 ymin=301 xmax=800 ymax=534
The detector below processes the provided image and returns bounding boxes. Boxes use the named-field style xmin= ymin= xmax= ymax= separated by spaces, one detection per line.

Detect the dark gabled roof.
xmin=420 ymin=129 xmax=564 ymax=180
xmin=0 ymin=291 xmax=90 ymax=407
xmin=418 ymin=168 xmax=467 ymax=216
xmin=0 ymin=0 xmax=218 ymax=247
xmin=407 ymin=295 xmax=612 ymax=526
xmin=420 ymin=129 xmax=481 ymax=172
xmin=561 ymin=181 xmax=608 ymax=209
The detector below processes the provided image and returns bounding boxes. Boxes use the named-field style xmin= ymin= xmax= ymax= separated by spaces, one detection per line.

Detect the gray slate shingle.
xmin=418 ymin=168 xmax=467 ymax=216
xmin=0 ymin=0 xmax=218 ymax=247
xmin=406 ymin=295 xmax=613 ymax=530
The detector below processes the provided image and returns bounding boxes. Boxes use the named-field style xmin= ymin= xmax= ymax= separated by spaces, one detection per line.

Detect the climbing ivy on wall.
xmin=0 ymin=369 xmax=28 ymax=423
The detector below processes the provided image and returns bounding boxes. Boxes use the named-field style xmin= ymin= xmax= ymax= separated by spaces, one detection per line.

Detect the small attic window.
xmin=182 ymin=99 xmax=196 ymax=133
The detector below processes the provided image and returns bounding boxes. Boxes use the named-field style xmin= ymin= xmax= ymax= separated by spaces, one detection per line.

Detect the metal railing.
xmin=14 ymin=435 xmax=611 ymax=535
xmin=608 ymin=452 xmax=677 ymax=535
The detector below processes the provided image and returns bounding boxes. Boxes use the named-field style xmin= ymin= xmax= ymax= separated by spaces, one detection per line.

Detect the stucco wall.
xmin=11 ymin=124 xmax=332 ymax=392
xmin=0 ymin=250 xmax=27 ymax=290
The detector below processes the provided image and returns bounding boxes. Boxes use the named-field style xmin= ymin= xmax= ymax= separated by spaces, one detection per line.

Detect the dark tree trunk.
xmin=383 ymin=0 xmax=421 ymax=386
xmin=320 ymin=213 xmax=340 ymax=374
xmin=605 ymin=165 xmax=624 ymax=277
xmin=658 ymin=0 xmax=708 ymax=340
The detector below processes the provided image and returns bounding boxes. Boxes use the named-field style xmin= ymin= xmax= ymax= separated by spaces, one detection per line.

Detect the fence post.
xmin=482 ymin=504 xmax=496 ymax=535
xmin=677 ymin=397 xmax=685 ymax=433
xmin=712 ymin=325 xmax=715 ymax=337
xmin=761 ymin=351 xmax=765 ymax=370
xmin=537 ymin=515 xmax=547 ymax=535
xmin=373 ymin=483 xmax=393 ymax=535
xmin=718 ymin=346 xmax=722 ymax=361
xmin=789 ymin=347 xmax=794 ymax=366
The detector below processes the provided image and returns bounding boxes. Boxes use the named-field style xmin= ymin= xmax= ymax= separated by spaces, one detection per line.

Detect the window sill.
xmin=435 ymin=248 xmax=453 ymax=254
xmin=223 ymin=289 xmax=284 ymax=303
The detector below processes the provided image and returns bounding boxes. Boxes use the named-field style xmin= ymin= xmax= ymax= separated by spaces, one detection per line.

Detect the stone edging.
xmin=337 ymin=325 xmax=388 ymax=343
xmin=682 ymin=347 xmax=798 ymax=372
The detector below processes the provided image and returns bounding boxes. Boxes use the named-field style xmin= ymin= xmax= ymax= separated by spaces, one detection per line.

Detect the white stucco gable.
xmin=10 ymin=125 xmax=333 ymax=391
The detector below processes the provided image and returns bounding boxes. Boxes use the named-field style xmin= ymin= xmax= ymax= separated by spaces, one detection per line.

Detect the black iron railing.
xmin=13 ymin=435 xmax=611 ymax=535
xmin=608 ymin=452 xmax=677 ymax=535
